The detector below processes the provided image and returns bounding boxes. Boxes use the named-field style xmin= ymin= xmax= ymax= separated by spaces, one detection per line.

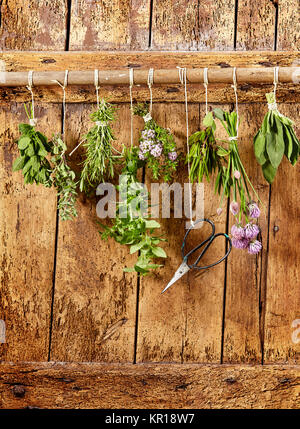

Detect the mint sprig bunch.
xmin=12 ymin=105 xmax=53 ymax=186
xmin=253 ymin=92 xmax=299 ymax=183
xmin=99 ymin=146 xmax=167 ymax=275
xmin=133 ymin=103 xmax=179 ymax=182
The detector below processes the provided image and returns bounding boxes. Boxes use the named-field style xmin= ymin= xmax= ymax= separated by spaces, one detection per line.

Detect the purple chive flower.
xmin=140 ymin=140 xmax=153 ymax=152
xmin=234 ymin=170 xmax=241 ymax=179
xmin=216 ymin=207 xmax=223 ymax=216
xmin=168 ymin=151 xmax=178 ymax=161
xmin=247 ymin=240 xmax=262 ymax=254
xmin=247 ymin=202 xmax=261 ymax=219
xmin=147 ymin=129 xmax=155 ymax=139
xmin=138 ymin=151 xmax=146 ymax=160
xmin=150 ymin=144 xmax=163 ymax=158
xmin=232 ymin=238 xmax=249 ymax=249
xmin=230 ymin=201 xmax=239 ymax=216
xmin=231 ymin=224 xmax=245 ymax=240
xmin=244 ymin=223 xmax=260 ymax=240
xmin=141 ymin=130 xmax=148 ymax=138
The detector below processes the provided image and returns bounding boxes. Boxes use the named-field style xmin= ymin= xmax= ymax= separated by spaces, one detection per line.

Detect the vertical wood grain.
xmin=69 ymin=0 xmax=150 ymax=50
xmin=151 ymin=0 xmax=235 ymax=50
xmin=0 ymin=0 xmax=65 ymax=360
xmin=277 ymin=0 xmax=300 ymax=50
xmin=264 ymin=103 xmax=300 ymax=364
xmin=236 ymin=0 xmax=276 ymax=50
xmin=0 ymin=0 xmax=67 ymax=50
xmin=0 ymin=104 xmax=59 ymax=360
xmin=222 ymin=103 xmax=269 ymax=363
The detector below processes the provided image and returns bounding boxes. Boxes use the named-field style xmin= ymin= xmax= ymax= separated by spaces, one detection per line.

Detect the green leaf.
xmin=213 ymin=108 xmax=224 ymax=121
xmin=266 ymin=132 xmax=284 ymax=169
xmin=145 ymin=220 xmax=161 ymax=229
xmin=123 ymin=267 xmax=135 ymax=273
xmin=12 ymin=156 xmax=26 ymax=171
xmin=130 ymin=242 xmax=144 ymax=254
xmin=283 ymin=124 xmax=293 ymax=161
xmin=151 ymin=246 xmax=167 ymax=258
xmin=19 ymin=123 xmax=32 ymax=135
xmin=203 ymin=112 xmax=214 ymax=128
xmin=253 ymin=131 xmax=266 ymax=161
xmin=18 ymin=136 xmax=31 ymax=150
xmin=262 ymin=161 xmax=277 ymax=184
xmin=217 ymin=146 xmax=230 ymax=157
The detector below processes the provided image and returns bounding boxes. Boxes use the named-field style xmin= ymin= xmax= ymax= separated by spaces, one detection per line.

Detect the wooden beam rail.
xmin=0 ymin=67 xmax=299 ymax=86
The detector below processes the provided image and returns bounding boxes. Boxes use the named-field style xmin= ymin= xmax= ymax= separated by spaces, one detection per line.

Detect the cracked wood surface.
xmin=0 ymin=363 xmax=299 ymax=409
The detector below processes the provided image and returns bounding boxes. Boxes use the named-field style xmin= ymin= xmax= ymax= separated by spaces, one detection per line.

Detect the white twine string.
xmin=177 ymin=66 xmax=194 ymax=227
xmin=129 ymin=68 xmax=134 ymax=149
xmin=51 ymin=70 xmax=68 ymax=137
xmin=230 ymin=67 xmax=239 ymax=140
xmin=94 ymin=69 xmax=101 ymax=109
xmin=203 ymin=67 xmax=208 ymax=115
xmin=27 ymin=70 xmax=36 ymax=126
xmin=147 ymin=67 xmax=154 ymax=115
xmin=268 ymin=66 xmax=279 ymax=111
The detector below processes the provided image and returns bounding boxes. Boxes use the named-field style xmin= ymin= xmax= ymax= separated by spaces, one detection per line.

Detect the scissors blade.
xmin=161 ymin=260 xmax=190 ymax=294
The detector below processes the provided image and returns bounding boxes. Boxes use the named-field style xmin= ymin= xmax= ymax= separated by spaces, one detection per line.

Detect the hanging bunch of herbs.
xmin=253 ymin=92 xmax=299 ymax=184
xmin=212 ymin=108 xmax=263 ymax=254
xmin=187 ymin=112 xmax=224 ymax=183
xmin=12 ymin=104 xmax=53 ymax=187
xmin=133 ymin=103 xmax=179 ymax=182
xmin=79 ymin=99 xmax=119 ymax=194
xmin=51 ymin=135 xmax=78 ymax=221
xmin=99 ymin=146 xmax=167 ymax=275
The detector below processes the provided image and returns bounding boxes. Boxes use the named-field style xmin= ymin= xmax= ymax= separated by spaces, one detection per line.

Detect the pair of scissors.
xmin=161 ymin=218 xmax=232 ymax=294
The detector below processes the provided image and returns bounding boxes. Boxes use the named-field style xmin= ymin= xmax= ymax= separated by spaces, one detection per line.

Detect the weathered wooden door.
xmin=0 ymin=0 xmax=299 ymax=408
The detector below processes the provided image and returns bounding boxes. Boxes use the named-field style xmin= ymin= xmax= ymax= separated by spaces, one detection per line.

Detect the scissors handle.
xmin=181 ymin=218 xmax=232 ymax=270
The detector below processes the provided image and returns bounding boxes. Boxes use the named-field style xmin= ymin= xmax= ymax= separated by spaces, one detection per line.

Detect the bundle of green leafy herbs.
xmin=133 ymin=103 xmax=179 ymax=182
xmin=99 ymin=146 xmax=167 ymax=275
xmin=253 ymin=92 xmax=299 ymax=183
xmin=51 ymin=135 xmax=78 ymax=221
xmin=213 ymin=108 xmax=262 ymax=221
xmin=12 ymin=104 xmax=53 ymax=187
xmin=187 ymin=112 xmax=223 ymax=183
xmin=79 ymin=99 xmax=119 ymax=194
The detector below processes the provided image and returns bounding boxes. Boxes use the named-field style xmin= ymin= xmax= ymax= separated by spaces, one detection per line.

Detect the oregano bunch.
xmin=80 ymin=99 xmax=119 ymax=194
xmin=133 ymin=103 xmax=179 ymax=181
xmin=253 ymin=92 xmax=299 ymax=183
xmin=99 ymin=146 xmax=167 ymax=275
xmin=51 ymin=135 xmax=78 ymax=221
xmin=12 ymin=104 xmax=53 ymax=186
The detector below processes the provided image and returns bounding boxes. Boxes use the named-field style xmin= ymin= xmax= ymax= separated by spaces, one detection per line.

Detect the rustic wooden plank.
xmin=0 ymin=51 xmax=298 ymax=71
xmin=0 ymin=362 xmax=299 ymax=409
xmin=49 ymin=104 xmax=139 ymax=361
xmin=0 ymin=0 xmax=67 ymax=50
xmin=69 ymin=0 xmax=150 ymax=50
xmin=136 ymin=103 xmax=199 ymax=362
xmin=264 ymin=103 xmax=300 ymax=364
xmin=277 ymin=0 xmax=300 ymax=50
xmin=182 ymin=104 xmax=228 ymax=363
xmin=236 ymin=0 xmax=276 ymax=50
xmin=222 ymin=104 xmax=270 ymax=363
xmin=0 ymin=103 xmax=59 ymax=360
xmin=151 ymin=0 xmax=235 ymax=50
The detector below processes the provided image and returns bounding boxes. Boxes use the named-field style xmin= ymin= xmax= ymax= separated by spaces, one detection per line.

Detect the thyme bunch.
xmin=51 ymin=135 xmax=78 ymax=221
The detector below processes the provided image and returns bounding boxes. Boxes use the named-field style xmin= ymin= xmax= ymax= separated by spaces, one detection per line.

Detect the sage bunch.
xmin=253 ymin=92 xmax=299 ymax=183
xmin=51 ymin=135 xmax=78 ymax=221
